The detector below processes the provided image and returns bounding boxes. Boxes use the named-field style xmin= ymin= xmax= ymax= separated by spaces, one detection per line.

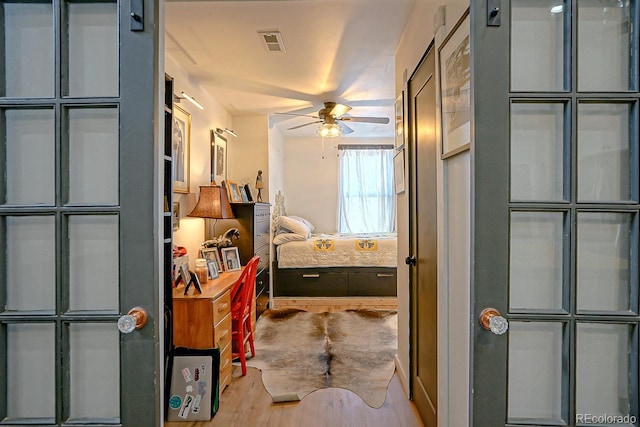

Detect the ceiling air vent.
xmin=258 ymin=30 xmax=286 ymax=53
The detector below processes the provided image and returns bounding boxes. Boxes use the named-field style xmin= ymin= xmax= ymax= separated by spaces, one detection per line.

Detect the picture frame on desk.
xmin=201 ymin=247 xmax=224 ymax=273
xmin=207 ymin=259 xmax=220 ymax=280
xmin=221 ymin=247 xmax=241 ymax=271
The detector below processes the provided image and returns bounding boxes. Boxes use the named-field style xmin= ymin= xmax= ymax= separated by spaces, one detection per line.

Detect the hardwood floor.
xmin=165 ymin=366 xmax=424 ymax=427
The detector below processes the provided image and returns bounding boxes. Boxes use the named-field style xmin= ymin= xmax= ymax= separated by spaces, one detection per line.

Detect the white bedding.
xmin=276 ymin=233 xmax=397 ymax=268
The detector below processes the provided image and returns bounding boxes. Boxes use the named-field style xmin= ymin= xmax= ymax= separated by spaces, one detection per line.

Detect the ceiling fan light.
xmin=318 ymin=123 xmax=342 ymax=138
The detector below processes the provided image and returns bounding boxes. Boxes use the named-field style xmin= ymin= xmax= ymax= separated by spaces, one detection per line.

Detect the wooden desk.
xmin=173 ymin=270 xmax=242 ymax=392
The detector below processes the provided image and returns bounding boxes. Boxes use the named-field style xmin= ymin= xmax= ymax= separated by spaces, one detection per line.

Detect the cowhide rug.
xmin=244 ymin=308 xmax=397 ymax=408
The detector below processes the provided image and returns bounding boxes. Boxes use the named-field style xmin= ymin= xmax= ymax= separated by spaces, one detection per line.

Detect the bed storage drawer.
xmin=274 ymin=271 xmax=349 ymax=296
xmin=348 ymin=270 xmax=397 ymax=296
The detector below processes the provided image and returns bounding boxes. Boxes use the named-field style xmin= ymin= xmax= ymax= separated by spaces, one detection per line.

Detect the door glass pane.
xmin=577 ymin=212 xmax=632 ymax=313
xmin=7 ymin=323 xmax=55 ymax=420
xmin=577 ymin=103 xmax=632 ymax=202
xmin=511 ymin=0 xmax=566 ymax=91
xmin=67 ymin=1 xmax=118 ymax=97
xmin=69 ymin=323 xmax=120 ymax=420
xmin=510 ymin=212 xmax=565 ymax=311
xmin=2 ymin=1 xmax=54 ymax=98
xmin=508 ymin=322 xmax=564 ymax=423
xmin=6 ymin=216 xmax=56 ymax=312
xmin=576 ymin=323 xmax=633 ymax=419
xmin=578 ymin=0 xmax=634 ymax=91
xmin=67 ymin=107 xmax=119 ymax=205
xmin=511 ymin=103 xmax=565 ymax=201
xmin=68 ymin=215 xmax=119 ymax=311
xmin=4 ymin=108 xmax=55 ymax=206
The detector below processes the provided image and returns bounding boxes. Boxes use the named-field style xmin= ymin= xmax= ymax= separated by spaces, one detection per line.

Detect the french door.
xmin=473 ymin=0 xmax=639 ymax=425
xmin=0 ymin=1 xmax=160 ymax=425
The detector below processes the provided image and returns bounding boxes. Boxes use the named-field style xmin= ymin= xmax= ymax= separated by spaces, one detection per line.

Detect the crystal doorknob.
xmin=479 ymin=308 xmax=508 ymax=335
xmin=117 ymin=307 xmax=148 ymax=334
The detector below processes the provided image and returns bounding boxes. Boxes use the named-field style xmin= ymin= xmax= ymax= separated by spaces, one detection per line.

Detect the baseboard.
xmin=395 ymin=354 xmax=410 ymax=398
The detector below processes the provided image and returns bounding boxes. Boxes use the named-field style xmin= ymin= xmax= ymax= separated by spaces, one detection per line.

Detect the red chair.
xmin=230 ymin=255 xmax=260 ymax=376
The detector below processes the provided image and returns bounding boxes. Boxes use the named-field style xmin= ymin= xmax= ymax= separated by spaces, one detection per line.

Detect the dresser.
xmin=206 ymin=202 xmax=271 ymax=322
xmin=172 ymin=270 xmax=242 ymax=392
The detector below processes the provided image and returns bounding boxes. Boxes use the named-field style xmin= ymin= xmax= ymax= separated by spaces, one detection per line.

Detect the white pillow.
xmin=289 ymin=215 xmax=315 ymax=232
xmin=273 ymin=232 xmax=307 ymax=245
xmin=276 ymin=216 xmax=311 ymax=238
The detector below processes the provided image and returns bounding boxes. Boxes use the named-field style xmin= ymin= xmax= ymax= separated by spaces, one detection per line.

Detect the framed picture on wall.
xmin=394 ymin=91 xmax=405 ymax=151
xmin=439 ymin=10 xmax=471 ymax=157
xmin=394 ymin=149 xmax=405 ymax=194
xmin=212 ymin=131 xmax=227 ymax=185
xmin=173 ymin=105 xmax=191 ymax=193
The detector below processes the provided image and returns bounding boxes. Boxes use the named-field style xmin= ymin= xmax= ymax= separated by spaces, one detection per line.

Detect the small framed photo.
xmin=206 ymin=259 xmax=219 ymax=279
xmin=226 ymin=180 xmax=242 ymax=203
xmin=201 ymin=247 xmax=224 ymax=272
xmin=221 ymin=247 xmax=241 ymax=271
xmin=240 ymin=186 xmax=249 ymax=203
xmin=243 ymin=184 xmax=253 ymax=202
xmin=179 ymin=263 xmax=191 ymax=287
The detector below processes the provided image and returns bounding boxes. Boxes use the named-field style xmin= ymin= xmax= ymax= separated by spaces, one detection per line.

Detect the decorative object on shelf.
xmin=240 ymin=186 xmax=249 ymax=202
xmin=226 ymin=180 xmax=243 ymax=203
xmin=202 ymin=227 xmax=240 ymax=249
xmin=221 ymin=247 xmax=241 ymax=271
xmin=211 ymin=131 xmax=227 ymax=185
xmin=439 ymin=11 xmax=470 ymax=157
xmin=255 ymin=170 xmax=264 ymax=202
xmin=172 ymin=201 xmax=180 ymax=231
xmin=172 ymin=105 xmax=191 ymax=193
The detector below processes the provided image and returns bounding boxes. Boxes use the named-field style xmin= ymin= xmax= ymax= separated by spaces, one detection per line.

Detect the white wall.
xmin=228 ymin=114 xmax=270 ymax=203
xmin=394 ymin=1 xmax=471 ymax=425
xmin=268 ymin=125 xmax=286 ymax=202
xmin=282 ymin=136 xmax=394 ymax=233
xmin=165 ymin=54 xmax=233 ymax=268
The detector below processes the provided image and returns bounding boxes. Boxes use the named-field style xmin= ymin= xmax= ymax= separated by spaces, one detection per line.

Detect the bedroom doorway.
xmin=407 ymin=43 xmax=437 ymax=426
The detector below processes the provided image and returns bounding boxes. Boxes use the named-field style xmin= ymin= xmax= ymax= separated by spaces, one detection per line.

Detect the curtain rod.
xmin=337 ymin=144 xmax=394 ymax=150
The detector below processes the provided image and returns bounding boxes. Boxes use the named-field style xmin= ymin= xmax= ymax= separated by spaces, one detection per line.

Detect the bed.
xmin=271 ymin=196 xmax=397 ymax=298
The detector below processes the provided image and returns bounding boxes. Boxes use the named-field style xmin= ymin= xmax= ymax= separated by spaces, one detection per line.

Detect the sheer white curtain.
xmin=337 ymin=146 xmax=397 ymax=233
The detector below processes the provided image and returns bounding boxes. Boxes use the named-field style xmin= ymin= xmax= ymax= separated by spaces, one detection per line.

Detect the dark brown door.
xmin=408 ymin=44 xmax=437 ymax=426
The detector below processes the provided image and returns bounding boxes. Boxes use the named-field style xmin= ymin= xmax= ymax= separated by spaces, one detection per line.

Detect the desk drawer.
xmin=220 ymin=343 xmax=232 ymax=392
xmin=212 ymin=290 xmax=231 ymax=326
xmin=215 ymin=313 xmax=232 ymax=351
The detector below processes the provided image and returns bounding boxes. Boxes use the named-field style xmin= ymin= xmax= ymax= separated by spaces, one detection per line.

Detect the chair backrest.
xmin=231 ymin=255 xmax=260 ymax=316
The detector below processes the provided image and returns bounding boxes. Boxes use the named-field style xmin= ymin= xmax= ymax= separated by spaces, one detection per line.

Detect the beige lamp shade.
xmin=187 ymin=186 xmax=235 ymax=219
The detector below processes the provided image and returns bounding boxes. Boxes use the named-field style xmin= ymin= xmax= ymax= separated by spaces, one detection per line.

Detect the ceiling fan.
xmin=276 ymin=101 xmax=390 ymax=137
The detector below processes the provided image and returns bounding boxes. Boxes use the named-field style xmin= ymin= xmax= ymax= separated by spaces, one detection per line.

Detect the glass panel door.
xmin=473 ymin=0 xmax=639 ymax=425
xmin=0 ymin=0 xmax=159 ymax=425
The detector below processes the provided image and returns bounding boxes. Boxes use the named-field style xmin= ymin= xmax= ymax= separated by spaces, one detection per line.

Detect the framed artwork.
xmin=394 ymin=91 xmax=405 ymax=151
xmin=243 ymin=184 xmax=254 ymax=202
xmin=221 ymin=247 xmax=241 ymax=271
xmin=200 ymin=247 xmax=223 ymax=272
xmin=394 ymin=149 xmax=405 ymax=194
xmin=439 ymin=10 xmax=471 ymax=157
xmin=206 ymin=259 xmax=219 ymax=280
xmin=172 ymin=105 xmax=191 ymax=193
xmin=240 ymin=186 xmax=249 ymax=203
xmin=172 ymin=201 xmax=180 ymax=231
xmin=226 ymin=180 xmax=242 ymax=203
xmin=212 ymin=131 xmax=227 ymax=185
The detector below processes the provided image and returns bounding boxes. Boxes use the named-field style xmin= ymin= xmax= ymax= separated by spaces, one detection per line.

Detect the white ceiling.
xmin=165 ymin=0 xmax=416 ymax=138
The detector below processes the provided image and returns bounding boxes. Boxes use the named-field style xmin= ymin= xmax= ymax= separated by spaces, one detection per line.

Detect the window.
xmin=337 ymin=145 xmax=396 ymax=233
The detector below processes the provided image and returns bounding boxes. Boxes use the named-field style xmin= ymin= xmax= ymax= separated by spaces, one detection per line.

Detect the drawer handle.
xmin=221 ymin=357 xmax=230 ymax=369
xmin=302 ymin=274 xmax=320 ymax=278
xmin=376 ymin=273 xmax=394 ymax=278
xmin=218 ymin=329 xmax=230 ymax=340
xmin=217 ymin=302 xmax=229 ymax=313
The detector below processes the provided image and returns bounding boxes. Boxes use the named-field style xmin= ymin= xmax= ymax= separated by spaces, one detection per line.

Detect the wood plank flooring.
xmin=165 ymin=366 xmax=424 ymax=427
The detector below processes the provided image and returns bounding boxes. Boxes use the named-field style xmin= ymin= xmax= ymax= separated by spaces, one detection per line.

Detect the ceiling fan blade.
xmin=286 ymin=121 xmax=322 ymax=130
xmin=339 ymin=122 xmax=354 ymax=134
xmin=340 ymin=116 xmax=390 ymax=124
xmin=326 ymin=102 xmax=351 ymax=118
xmin=273 ymin=112 xmax=319 ymax=119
